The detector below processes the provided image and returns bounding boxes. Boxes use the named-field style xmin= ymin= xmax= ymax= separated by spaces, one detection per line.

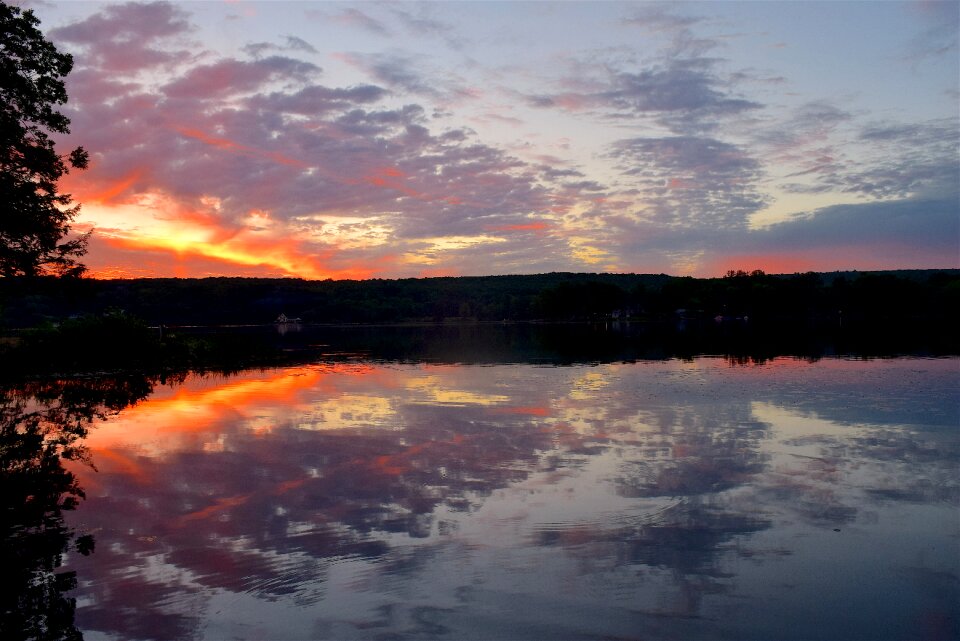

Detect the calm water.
xmin=4 ymin=353 xmax=959 ymax=640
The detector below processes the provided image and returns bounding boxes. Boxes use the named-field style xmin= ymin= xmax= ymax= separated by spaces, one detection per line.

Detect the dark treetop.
xmin=1 ymin=1 xmax=88 ymax=278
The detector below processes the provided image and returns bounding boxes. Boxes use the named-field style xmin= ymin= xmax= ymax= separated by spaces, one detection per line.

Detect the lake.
xmin=3 ymin=337 xmax=958 ymax=640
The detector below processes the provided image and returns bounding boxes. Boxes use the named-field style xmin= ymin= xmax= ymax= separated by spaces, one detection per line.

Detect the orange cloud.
xmin=174 ymin=126 xmax=307 ymax=168
xmin=82 ymin=169 xmax=144 ymax=203
xmin=81 ymin=194 xmax=390 ymax=280
xmin=360 ymin=166 xmax=473 ymax=207
xmin=494 ymin=405 xmax=551 ymax=416
xmin=486 ymin=222 xmax=550 ymax=233
xmin=86 ymin=232 xmax=394 ymax=280
xmin=377 ymin=166 xmax=406 ymax=178
xmin=362 ymin=165 xmax=426 ymax=200
xmin=96 ymin=232 xmax=353 ymax=280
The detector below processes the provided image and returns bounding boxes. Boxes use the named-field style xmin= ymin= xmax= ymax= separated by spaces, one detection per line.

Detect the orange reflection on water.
xmin=363 ymin=433 xmax=472 ymax=478
xmin=69 ymin=363 xmax=403 ymax=528
xmin=79 ymin=447 xmax=151 ymax=494
xmin=66 ymin=362 xmax=621 ymax=535
xmin=80 ymin=363 xmax=388 ymax=455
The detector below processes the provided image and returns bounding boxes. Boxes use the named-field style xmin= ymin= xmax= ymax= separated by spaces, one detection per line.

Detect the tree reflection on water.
xmin=0 ymin=376 xmax=155 ymax=641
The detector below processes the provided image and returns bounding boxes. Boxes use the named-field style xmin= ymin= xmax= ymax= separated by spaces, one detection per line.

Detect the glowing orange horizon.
xmin=701 ymin=245 xmax=949 ymax=278
xmin=82 ymin=221 xmax=382 ymax=280
xmin=63 ymin=160 xmax=951 ymax=281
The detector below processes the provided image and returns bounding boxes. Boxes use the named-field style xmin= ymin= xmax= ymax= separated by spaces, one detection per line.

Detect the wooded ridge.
xmin=1 ymin=269 xmax=956 ymax=329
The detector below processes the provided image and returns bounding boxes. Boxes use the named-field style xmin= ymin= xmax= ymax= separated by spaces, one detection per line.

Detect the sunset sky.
xmin=22 ymin=0 xmax=960 ymax=279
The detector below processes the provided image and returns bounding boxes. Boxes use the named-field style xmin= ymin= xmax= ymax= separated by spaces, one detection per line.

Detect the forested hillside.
xmin=0 ymin=270 xmax=957 ymax=330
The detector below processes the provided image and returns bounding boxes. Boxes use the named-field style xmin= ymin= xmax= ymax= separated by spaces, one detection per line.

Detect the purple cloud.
xmin=48 ymin=1 xmax=563 ymax=279
xmin=242 ymin=36 xmax=319 ymax=58
xmin=608 ymin=135 xmax=767 ymax=228
xmin=51 ymin=1 xmax=192 ymax=74
xmin=525 ymin=54 xmax=761 ymax=138
xmin=783 ymin=118 xmax=959 ymax=200
xmin=163 ymin=57 xmax=320 ymax=99
xmin=324 ymin=7 xmax=390 ymax=36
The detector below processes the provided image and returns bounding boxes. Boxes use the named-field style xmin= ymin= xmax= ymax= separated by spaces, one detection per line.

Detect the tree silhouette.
xmin=0 ymin=1 xmax=88 ymax=277
xmin=0 ymin=375 xmax=155 ymax=640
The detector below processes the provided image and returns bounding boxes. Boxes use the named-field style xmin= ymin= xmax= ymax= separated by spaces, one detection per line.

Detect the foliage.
xmin=1 ymin=374 xmax=155 ymax=640
xmin=0 ymin=270 xmax=957 ymax=331
xmin=0 ymin=307 xmax=311 ymax=376
xmin=1 ymin=1 xmax=89 ymax=277
xmin=0 ymin=270 xmax=956 ymax=364
xmin=14 ymin=309 xmax=161 ymax=371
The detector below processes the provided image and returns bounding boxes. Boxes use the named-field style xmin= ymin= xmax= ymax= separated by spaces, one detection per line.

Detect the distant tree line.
xmin=1 ymin=270 xmax=957 ymax=331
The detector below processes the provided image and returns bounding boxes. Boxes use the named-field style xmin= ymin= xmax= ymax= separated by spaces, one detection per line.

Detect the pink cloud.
xmin=45 ymin=1 xmax=954 ymax=281
xmin=163 ymin=57 xmax=319 ymax=99
xmin=51 ymin=1 xmax=193 ymax=74
xmin=172 ymin=126 xmax=308 ymax=169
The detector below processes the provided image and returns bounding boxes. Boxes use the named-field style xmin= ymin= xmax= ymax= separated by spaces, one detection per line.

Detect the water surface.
xmin=7 ymin=355 xmax=959 ymax=640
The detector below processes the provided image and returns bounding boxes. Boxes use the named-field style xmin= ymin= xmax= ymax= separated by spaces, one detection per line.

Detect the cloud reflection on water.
xmin=44 ymin=357 xmax=959 ymax=640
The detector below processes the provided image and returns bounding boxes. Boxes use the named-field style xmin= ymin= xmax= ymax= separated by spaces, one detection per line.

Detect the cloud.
xmin=755 ymin=100 xmax=852 ymax=153
xmin=520 ymin=3 xmax=759 ymax=136
xmin=242 ymin=35 xmax=319 ymax=58
xmin=620 ymin=194 xmax=960 ymax=275
xmin=284 ymin=35 xmax=318 ymax=54
xmin=621 ymin=5 xmax=703 ymax=33
xmin=390 ymin=5 xmax=451 ymax=38
xmin=247 ymin=84 xmax=388 ymax=116
xmin=608 ymin=135 xmax=767 ymax=228
xmin=82 ymin=234 xmax=333 ymax=279
xmin=336 ymin=52 xmax=479 ymax=105
xmin=49 ymin=2 xmax=584 ymax=278
xmin=337 ymin=52 xmax=435 ymax=96
xmin=324 ymin=7 xmax=390 ymax=35
xmin=50 ymin=1 xmax=192 ymax=74
xmin=758 ymin=197 xmax=959 ymax=254
xmin=51 ymin=0 xmax=189 ymax=43
xmin=905 ymin=0 xmax=959 ymax=63
xmin=42 ymin=0 xmax=957 ymax=279
xmin=845 ymin=119 xmax=960 ymax=199
xmin=523 ymin=50 xmax=760 ymax=138
xmin=619 ymin=3 xmax=722 ymax=60
xmin=388 ymin=4 xmax=463 ymax=49
xmin=163 ymin=56 xmax=320 ymax=99
xmin=486 ymin=222 xmax=550 ymax=233
xmin=604 ymin=60 xmax=761 ymax=128
xmin=770 ymin=117 xmax=960 ymax=200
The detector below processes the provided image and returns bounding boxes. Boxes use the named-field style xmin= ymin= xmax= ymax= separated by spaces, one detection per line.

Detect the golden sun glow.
xmin=77 ymin=191 xmax=377 ymax=280
xmin=401 ymin=235 xmax=507 ymax=266
xmin=569 ymin=237 xmax=616 ymax=268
